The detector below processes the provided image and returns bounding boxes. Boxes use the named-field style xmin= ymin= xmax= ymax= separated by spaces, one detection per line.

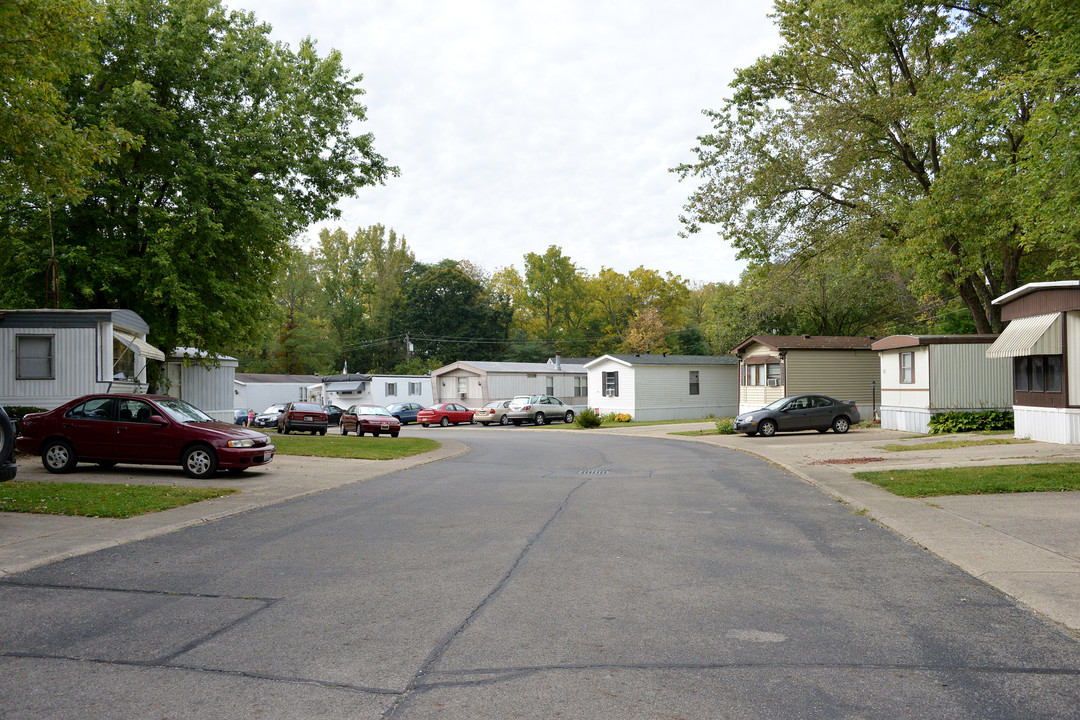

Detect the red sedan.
xmin=417 ymin=403 xmax=475 ymax=427
xmin=16 ymin=394 xmax=275 ymax=479
xmin=340 ymin=405 xmax=401 ymax=437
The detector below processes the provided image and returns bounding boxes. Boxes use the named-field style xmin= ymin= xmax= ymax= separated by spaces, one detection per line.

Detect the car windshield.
xmin=157 ymin=397 xmax=214 ymax=423
xmin=764 ymin=397 xmax=799 ymax=411
xmin=262 ymin=405 xmax=284 ymax=414
xmin=358 ymin=406 xmax=391 ymax=416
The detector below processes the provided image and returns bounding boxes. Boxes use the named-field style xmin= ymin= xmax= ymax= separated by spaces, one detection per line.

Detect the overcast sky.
xmin=227 ymin=1 xmax=781 ymax=285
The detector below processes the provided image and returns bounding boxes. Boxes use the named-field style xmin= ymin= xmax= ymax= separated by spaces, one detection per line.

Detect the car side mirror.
xmin=149 ymin=415 xmax=169 ymax=425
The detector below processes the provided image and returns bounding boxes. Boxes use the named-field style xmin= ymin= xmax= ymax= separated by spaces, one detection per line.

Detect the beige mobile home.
xmin=986 ymin=281 xmax=1080 ymax=444
xmin=428 ymin=357 xmax=588 ymax=407
xmin=732 ymin=335 xmax=878 ymax=415
xmin=872 ymin=335 xmax=1011 ymax=433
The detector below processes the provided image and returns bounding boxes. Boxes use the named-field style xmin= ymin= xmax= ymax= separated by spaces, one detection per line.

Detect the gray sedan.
xmin=735 ymin=394 xmax=860 ymax=437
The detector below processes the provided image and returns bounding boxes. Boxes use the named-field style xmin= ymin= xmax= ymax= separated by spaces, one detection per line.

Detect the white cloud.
xmin=227 ymin=0 xmax=781 ymax=284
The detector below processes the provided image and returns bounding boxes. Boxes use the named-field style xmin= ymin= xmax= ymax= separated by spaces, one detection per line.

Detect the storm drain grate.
xmin=579 ymin=470 xmax=610 ymax=475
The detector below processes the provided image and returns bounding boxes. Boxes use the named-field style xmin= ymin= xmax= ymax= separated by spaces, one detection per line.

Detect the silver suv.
xmin=506 ymin=395 xmax=576 ymax=426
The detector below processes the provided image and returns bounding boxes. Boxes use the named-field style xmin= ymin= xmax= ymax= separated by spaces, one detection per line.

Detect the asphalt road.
xmin=2 ymin=428 xmax=1079 ymax=719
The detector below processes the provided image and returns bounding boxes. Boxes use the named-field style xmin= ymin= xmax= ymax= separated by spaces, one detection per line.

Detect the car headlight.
xmin=228 ymin=438 xmax=255 ymax=448
xmin=742 ymin=415 xmax=754 ymax=423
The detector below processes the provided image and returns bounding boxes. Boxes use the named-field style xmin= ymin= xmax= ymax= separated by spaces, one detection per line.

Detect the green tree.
xmin=0 ymin=0 xmax=131 ymax=204
xmin=0 ymin=0 xmax=395 ymax=356
xmin=675 ymin=0 xmax=1074 ymax=333
xmin=402 ymin=261 xmax=512 ymax=364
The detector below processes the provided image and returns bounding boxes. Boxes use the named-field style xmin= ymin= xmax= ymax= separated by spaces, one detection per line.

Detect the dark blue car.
xmin=386 ymin=402 xmax=425 ymax=425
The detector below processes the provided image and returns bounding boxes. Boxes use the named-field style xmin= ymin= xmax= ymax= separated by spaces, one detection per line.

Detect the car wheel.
xmin=832 ymin=416 xmax=851 ymax=434
xmin=42 ymin=439 xmax=77 ymax=473
xmin=357 ymin=429 xmax=364 ymax=437
xmin=282 ymin=423 xmax=290 ymax=435
xmin=534 ymin=411 xmax=547 ymax=425
xmin=499 ymin=415 xmax=510 ymax=426
xmin=374 ymin=432 xmax=381 ymax=437
xmin=391 ymin=432 xmax=399 ymax=438
xmin=340 ymin=423 xmax=349 ymax=436
xmin=758 ymin=419 xmax=777 ymax=437
xmin=320 ymin=429 xmax=327 ymax=436
xmin=564 ymin=410 xmax=575 ymax=423
xmin=182 ymin=444 xmax=218 ymax=479
xmin=440 ymin=416 xmax=449 ymax=427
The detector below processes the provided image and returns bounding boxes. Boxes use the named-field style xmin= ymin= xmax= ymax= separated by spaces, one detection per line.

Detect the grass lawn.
xmin=853 ymin=463 xmax=1080 ymax=498
xmin=268 ymin=432 xmax=440 ymax=460
xmin=0 ymin=481 xmax=238 ymax=518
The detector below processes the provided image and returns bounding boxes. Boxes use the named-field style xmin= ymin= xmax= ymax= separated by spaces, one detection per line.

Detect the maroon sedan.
xmin=340 ymin=405 xmax=401 ymax=437
xmin=16 ymin=394 xmax=275 ymax=479
xmin=417 ymin=402 xmax=475 ymax=427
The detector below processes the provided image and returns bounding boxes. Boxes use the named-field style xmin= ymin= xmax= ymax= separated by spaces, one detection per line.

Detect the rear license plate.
xmin=304 ymin=416 xmax=313 ymax=421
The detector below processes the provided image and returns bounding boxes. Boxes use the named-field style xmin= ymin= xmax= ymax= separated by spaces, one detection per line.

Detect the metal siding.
xmin=880 ymin=406 xmax=933 ymax=433
xmin=179 ymin=361 xmax=236 ymax=419
xmin=1070 ymin=312 xmax=1080 ymax=407
xmin=878 ymin=347 xmax=930 ymax=409
xmin=633 ymin=365 xmax=739 ymax=420
xmin=0 ymin=326 xmax=117 ymax=409
xmin=784 ymin=350 xmax=879 ymax=407
xmin=1014 ymin=405 xmax=1080 ymax=444
xmin=929 ymin=343 xmax=1012 ymax=410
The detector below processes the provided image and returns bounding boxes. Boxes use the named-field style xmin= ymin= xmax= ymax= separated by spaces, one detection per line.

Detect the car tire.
xmin=534 ymin=412 xmax=546 ymax=425
xmin=440 ymin=416 xmax=449 ymax=427
xmin=499 ymin=415 xmax=510 ymax=426
xmin=340 ymin=423 xmax=349 ymax=436
xmin=391 ymin=432 xmax=399 ymax=438
xmin=758 ymin=419 xmax=777 ymax=437
xmin=182 ymin=444 xmax=217 ymax=479
xmin=42 ymin=438 xmax=77 ymax=474
xmin=357 ymin=429 xmax=364 ymax=437
xmin=373 ymin=432 xmax=380 ymax=437
xmin=564 ymin=410 xmax=575 ymax=423
xmin=282 ymin=424 xmax=290 ymax=435
xmin=832 ymin=416 xmax=851 ymax=434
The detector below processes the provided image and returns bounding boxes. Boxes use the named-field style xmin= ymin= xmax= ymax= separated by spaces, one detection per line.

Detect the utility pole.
xmin=405 ymin=332 xmax=412 ymax=362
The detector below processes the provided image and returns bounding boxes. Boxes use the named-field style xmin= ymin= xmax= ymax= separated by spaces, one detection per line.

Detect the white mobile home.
xmin=585 ymin=354 xmax=739 ymax=421
xmin=872 ymin=335 xmax=1011 ymax=433
xmin=165 ymin=348 xmax=238 ymax=422
xmin=0 ymin=308 xmax=165 ymax=410
xmin=732 ymin=335 xmax=879 ymax=415
xmin=429 ymin=358 xmax=588 ymax=407
xmin=234 ymin=373 xmax=321 ymax=414
xmin=315 ymin=374 xmax=432 ymax=409
xmin=986 ymin=281 xmax=1080 ymax=444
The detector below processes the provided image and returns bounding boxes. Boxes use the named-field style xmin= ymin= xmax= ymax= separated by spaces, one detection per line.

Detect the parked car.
xmin=386 ymin=402 xmax=425 ymax=425
xmin=15 ymin=393 xmax=275 ymax=479
xmin=0 ymin=406 xmax=16 ymax=481
xmin=474 ymin=399 xmax=512 ymax=426
xmin=323 ymin=405 xmax=345 ymax=426
xmin=506 ymin=395 xmax=576 ymax=426
xmin=277 ymin=401 xmax=328 ymax=435
xmin=233 ymin=408 xmax=251 ymax=425
xmin=417 ymin=403 xmax=475 ymax=427
xmin=252 ymin=403 xmax=286 ymax=428
xmin=735 ymin=394 xmax=861 ymax=437
xmin=340 ymin=405 xmax=401 ymax=437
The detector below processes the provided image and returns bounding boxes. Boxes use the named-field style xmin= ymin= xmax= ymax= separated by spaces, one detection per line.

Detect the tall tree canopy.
xmin=0 ymin=0 xmax=131 ymax=204
xmin=0 ymin=0 xmax=395 ymax=354
xmin=675 ymin=0 xmax=1079 ymax=333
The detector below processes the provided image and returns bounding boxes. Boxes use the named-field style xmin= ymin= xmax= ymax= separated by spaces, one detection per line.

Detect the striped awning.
xmin=114 ymin=330 xmax=166 ymax=361
xmin=985 ymin=313 xmax=1062 ymax=358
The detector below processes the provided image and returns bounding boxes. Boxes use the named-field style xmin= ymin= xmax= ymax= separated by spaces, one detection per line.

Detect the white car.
xmin=506 ymin=395 xmax=576 ymax=426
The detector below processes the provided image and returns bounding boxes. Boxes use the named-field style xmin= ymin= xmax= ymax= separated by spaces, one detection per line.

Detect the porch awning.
xmin=324 ymin=381 xmax=366 ymax=393
xmin=985 ymin=312 xmax=1062 ymax=359
xmin=114 ymin=330 xmax=166 ymax=361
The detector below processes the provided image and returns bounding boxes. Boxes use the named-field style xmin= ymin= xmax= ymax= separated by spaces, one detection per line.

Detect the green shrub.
xmin=601 ymin=411 xmax=619 ymax=423
xmin=927 ymin=410 xmax=1014 ymax=435
xmin=715 ymin=417 xmax=736 ymax=434
xmin=574 ymin=407 xmax=603 ymax=429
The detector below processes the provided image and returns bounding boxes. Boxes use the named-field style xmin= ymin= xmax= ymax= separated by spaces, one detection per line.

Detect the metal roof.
xmin=985 ymin=313 xmax=1062 ymax=358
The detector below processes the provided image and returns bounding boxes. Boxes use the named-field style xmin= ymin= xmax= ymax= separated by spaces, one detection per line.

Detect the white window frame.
xmin=899 ymin=351 xmax=914 ymax=384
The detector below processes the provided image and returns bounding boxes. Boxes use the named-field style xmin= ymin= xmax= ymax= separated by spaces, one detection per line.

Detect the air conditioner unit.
xmin=459 ymin=392 xmax=467 ymax=399
xmin=767 ymin=378 xmax=780 ymax=386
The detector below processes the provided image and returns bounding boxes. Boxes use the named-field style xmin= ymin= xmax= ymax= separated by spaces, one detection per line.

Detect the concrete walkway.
xmin=2 ymin=425 xmax=1078 ymax=635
